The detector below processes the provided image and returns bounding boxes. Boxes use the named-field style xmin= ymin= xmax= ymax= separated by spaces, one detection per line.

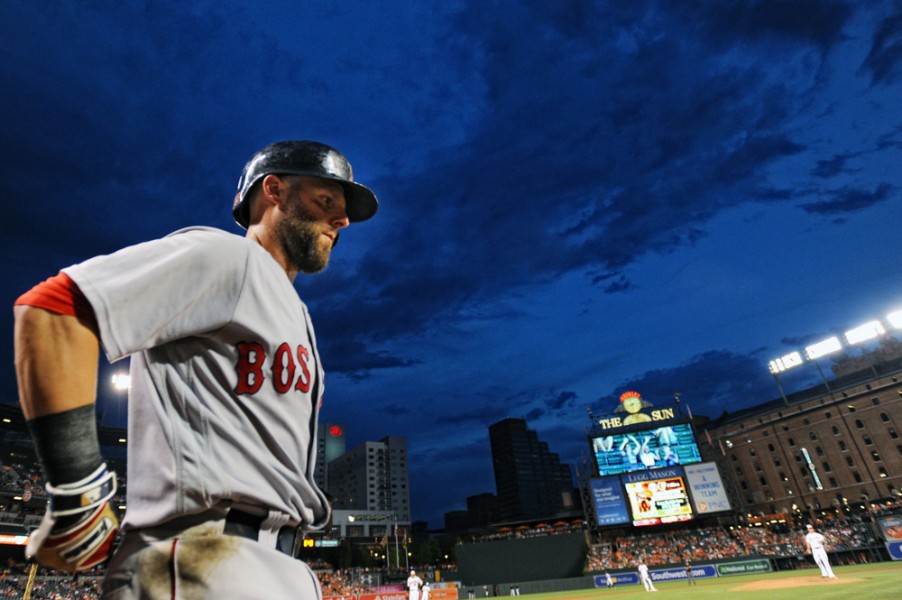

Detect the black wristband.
xmin=26 ymin=404 xmax=103 ymax=485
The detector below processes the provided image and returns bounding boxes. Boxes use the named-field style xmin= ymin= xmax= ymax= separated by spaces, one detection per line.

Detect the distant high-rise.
xmin=315 ymin=422 xmax=347 ymax=491
xmin=327 ymin=436 xmax=411 ymax=521
xmin=466 ymin=492 xmax=499 ymax=529
xmin=489 ymin=418 xmax=574 ymax=522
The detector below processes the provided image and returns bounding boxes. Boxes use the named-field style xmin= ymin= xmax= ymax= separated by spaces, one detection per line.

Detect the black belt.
xmin=223 ymin=509 xmax=298 ymax=556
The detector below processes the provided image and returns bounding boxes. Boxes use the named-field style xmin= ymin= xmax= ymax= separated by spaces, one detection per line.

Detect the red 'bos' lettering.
xmin=234 ymin=341 xmax=314 ymax=396
xmin=295 ymin=346 xmax=311 ymax=393
xmin=272 ymin=343 xmax=295 ymax=393
xmin=235 ymin=342 xmax=265 ymax=394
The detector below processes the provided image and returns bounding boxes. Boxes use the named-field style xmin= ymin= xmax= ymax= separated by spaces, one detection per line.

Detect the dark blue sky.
xmin=3 ymin=1 xmax=901 ymax=528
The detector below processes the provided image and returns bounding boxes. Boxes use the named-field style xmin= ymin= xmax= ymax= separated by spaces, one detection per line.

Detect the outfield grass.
xmin=519 ymin=563 xmax=902 ymax=600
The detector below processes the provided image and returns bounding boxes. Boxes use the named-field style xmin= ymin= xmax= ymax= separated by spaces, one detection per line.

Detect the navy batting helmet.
xmin=232 ymin=140 xmax=378 ymax=228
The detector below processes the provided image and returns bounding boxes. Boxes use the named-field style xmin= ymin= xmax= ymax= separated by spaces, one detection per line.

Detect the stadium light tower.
xmin=804 ymin=336 xmax=842 ymax=360
xmin=768 ymin=351 xmax=803 ymax=405
xmin=803 ymin=336 xmax=843 ymax=392
xmin=844 ymin=320 xmax=885 ymax=345
xmin=99 ymin=372 xmax=131 ymax=426
xmin=845 ymin=319 xmax=886 ymax=377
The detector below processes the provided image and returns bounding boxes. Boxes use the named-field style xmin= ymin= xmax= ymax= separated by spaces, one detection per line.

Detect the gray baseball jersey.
xmin=64 ymin=226 xmax=330 ymax=532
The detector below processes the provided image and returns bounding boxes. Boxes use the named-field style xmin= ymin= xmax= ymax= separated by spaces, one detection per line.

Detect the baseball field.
xmin=517 ymin=563 xmax=902 ymax=600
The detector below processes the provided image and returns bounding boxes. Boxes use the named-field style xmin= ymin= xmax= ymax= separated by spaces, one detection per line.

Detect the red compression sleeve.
xmin=15 ymin=272 xmax=99 ymax=332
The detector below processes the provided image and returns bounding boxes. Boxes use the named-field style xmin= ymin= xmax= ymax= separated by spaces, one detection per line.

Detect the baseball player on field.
xmin=804 ymin=523 xmax=838 ymax=579
xmin=638 ymin=562 xmax=657 ymax=592
xmin=14 ymin=140 xmax=378 ymax=598
xmin=407 ymin=569 xmax=424 ymax=600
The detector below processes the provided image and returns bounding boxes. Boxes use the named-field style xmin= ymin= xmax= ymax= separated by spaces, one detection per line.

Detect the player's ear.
xmin=261 ymin=174 xmax=287 ymax=205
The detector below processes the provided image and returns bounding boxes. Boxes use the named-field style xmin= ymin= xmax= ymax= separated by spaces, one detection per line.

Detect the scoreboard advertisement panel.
xmin=684 ymin=462 xmax=732 ymax=514
xmin=589 ymin=476 xmax=631 ymax=526
xmin=622 ymin=467 xmax=694 ymax=527
xmin=591 ymin=421 xmax=702 ymax=477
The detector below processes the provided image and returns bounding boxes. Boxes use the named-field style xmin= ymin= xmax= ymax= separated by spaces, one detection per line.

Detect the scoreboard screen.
xmin=624 ymin=471 xmax=694 ymax=527
xmin=590 ymin=421 xmax=702 ymax=477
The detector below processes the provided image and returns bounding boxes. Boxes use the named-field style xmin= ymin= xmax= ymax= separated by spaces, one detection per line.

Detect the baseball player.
xmin=638 ymin=562 xmax=657 ymax=592
xmin=13 ymin=140 xmax=378 ymax=598
xmin=421 ymin=580 xmax=431 ymax=600
xmin=805 ymin=524 xmax=838 ymax=579
xmin=407 ymin=569 xmax=424 ymax=600
xmin=685 ymin=560 xmax=696 ymax=585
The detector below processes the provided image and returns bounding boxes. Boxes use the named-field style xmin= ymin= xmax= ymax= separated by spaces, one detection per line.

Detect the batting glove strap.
xmin=26 ymin=463 xmax=120 ymax=572
xmin=46 ymin=463 xmax=117 ymax=517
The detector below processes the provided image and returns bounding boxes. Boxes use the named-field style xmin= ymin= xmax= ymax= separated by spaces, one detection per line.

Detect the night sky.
xmin=3 ymin=1 xmax=901 ymax=528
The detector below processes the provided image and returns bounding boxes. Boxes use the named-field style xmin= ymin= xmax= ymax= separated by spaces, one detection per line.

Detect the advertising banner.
xmin=622 ymin=468 xmax=694 ymax=526
xmin=358 ymin=593 xmax=408 ymax=600
xmin=649 ymin=564 xmax=717 ymax=582
xmin=876 ymin=514 xmax=902 ymax=542
xmin=684 ymin=462 xmax=731 ymax=514
xmin=887 ymin=540 xmax=902 ymax=561
xmin=593 ymin=572 xmax=640 ymax=587
xmin=716 ymin=559 xmax=772 ymax=576
xmin=589 ymin=476 xmax=631 ymax=525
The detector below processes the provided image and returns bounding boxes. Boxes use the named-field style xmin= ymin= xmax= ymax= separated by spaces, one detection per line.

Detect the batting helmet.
xmin=232 ymin=140 xmax=378 ymax=228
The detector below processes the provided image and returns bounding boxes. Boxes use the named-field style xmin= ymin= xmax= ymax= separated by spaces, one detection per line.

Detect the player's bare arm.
xmin=14 ymin=305 xmax=100 ymax=419
xmin=14 ymin=304 xmax=119 ymax=572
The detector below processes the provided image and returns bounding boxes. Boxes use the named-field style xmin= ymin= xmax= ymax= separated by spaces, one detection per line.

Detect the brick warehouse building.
xmin=702 ymin=341 xmax=902 ymax=521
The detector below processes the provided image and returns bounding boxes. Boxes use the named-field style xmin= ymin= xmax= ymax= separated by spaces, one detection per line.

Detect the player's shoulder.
xmin=163 ymin=226 xmax=252 ymax=260
xmin=165 ymin=225 xmax=244 ymax=245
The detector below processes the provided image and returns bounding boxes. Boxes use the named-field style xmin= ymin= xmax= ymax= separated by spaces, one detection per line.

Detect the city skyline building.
xmin=327 ymin=435 xmax=411 ymax=523
xmin=489 ymin=418 xmax=575 ymax=523
xmin=314 ymin=421 xmax=347 ymax=492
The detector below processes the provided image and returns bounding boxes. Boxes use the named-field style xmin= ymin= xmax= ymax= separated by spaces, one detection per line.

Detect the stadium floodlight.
xmin=111 ymin=373 xmax=131 ymax=391
xmin=887 ymin=309 xmax=902 ymax=330
xmin=768 ymin=351 xmax=803 ymax=374
xmin=845 ymin=320 xmax=885 ymax=345
xmin=804 ymin=337 xmax=842 ymax=360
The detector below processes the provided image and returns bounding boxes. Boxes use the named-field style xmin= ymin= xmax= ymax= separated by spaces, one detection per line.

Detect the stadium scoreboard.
xmin=586 ymin=391 xmax=731 ymax=528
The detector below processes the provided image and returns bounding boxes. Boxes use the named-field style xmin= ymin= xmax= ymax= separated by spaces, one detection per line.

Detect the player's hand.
xmin=27 ymin=463 xmax=119 ymax=572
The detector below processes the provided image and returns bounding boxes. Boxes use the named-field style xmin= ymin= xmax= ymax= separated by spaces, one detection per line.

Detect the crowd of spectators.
xmin=0 ymin=560 xmax=102 ymax=599
xmin=316 ymin=567 xmax=369 ymax=598
xmin=464 ymin=521 xmax=584 ymax=543
xmin=585 ymin=519 xmax=882 ymax=573
xmin=0 ymin=462 xmax=45 ymax=499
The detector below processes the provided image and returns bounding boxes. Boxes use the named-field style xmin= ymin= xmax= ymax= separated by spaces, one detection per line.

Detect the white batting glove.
xmin=27 ymin=463 xmax=120 ymax=572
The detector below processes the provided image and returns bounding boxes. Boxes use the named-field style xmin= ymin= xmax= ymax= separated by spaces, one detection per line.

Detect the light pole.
xmin=100 ymin=372 xmax=131 ymax=426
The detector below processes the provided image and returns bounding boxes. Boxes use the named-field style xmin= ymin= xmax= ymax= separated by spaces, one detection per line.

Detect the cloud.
xmin=860 ymin=11 xmax=902 ymax=85
xmin=592 ymin=350 xmax=778 ymax=418
xmin=800 ymin=183 xmax=895 ymax=215
xmin=545 ymin=390 xmax=579 ymax=412
xmin=300 ymin=2 xmax=862 ymax=380
xmin=687 ymin=0 xmax=853 ymax=50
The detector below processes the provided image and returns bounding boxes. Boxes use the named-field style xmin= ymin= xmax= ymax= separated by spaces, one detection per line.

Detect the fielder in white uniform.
xmin=421 ymin=581 xmax=431 ymax=600
xmin=805 ymin=524 xmax=837 ymax=579
xmin=14 ymin=140 xmax=378 ymax=599
xmin=407 ymin=570 xmax=424 ymax=600
xmin=638 ymin=562 xmax=657 ymax=592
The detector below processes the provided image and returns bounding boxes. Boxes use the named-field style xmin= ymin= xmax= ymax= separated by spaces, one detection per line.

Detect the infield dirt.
xmin=732 ymin=575 xmax=857 ymax=591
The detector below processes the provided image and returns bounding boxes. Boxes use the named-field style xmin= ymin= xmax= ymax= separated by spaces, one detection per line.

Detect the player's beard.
xmin=277 ymin=201 xmax=339 ymax=274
